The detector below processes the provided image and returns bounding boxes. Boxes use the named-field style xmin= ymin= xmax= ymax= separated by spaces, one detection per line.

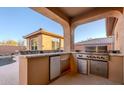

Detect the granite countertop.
xmin=71 ymin=52 xmax=109 ymax=55
xmin=19 ymin=52 xmax=70 ymax=58
xmin=72 ymin=52 xmax=124 ymax=56
xmin=18 ymin=51 xmax=124 ymax=58
xmin=109 ymin=53 xmax=124 ymax=56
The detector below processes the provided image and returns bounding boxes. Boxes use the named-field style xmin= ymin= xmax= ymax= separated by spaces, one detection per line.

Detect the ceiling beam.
xmin=71 ymin=7 xmax=123 ymax=27
xmin=31 ymin=7 xmax=70 ymax=25
xmin=106 ymin=17 xmax=118 ymax=36
xmin=47 ymin=7 xmax=71 ymax=23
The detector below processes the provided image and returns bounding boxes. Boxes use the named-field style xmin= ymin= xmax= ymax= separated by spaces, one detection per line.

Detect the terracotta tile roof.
xmin=76 ymin=37 xmax=114 ymax=46
xmin=0 ymin=45 xmax=26 ymax=55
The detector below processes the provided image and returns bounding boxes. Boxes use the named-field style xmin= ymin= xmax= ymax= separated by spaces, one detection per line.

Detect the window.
xmin=52 ymin=38 xmax=60 ymax=50
xmin=30 ymin=38 xmax=38 ymax=50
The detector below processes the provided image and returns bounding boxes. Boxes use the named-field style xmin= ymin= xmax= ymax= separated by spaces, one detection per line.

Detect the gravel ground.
xmin=0 ymin=57 xmax=19 ymax=85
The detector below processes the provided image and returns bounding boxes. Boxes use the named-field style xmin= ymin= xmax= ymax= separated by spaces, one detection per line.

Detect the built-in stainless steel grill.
xmin=76 ymin=53 xmax=109 ymax=61
xmin=76 ymin=53 xmax=109 ymax=78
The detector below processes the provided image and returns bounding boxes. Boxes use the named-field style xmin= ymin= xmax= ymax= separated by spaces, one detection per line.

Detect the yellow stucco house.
xmin=23 ymin=28 xmax=64 ymax=51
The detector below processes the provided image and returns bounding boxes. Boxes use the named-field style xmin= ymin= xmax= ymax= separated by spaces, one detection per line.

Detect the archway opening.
xmin=74 ymin=18 xmax=114 ymax=53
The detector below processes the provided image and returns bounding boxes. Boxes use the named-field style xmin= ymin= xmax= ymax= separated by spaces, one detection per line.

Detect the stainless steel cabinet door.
xmin=90 ymin=61 xmax=108 ymax=78
xmin=77 ymin=59 xmax=88 ymax=74
xmin=50 ymin=56 xmax=61 ymax=80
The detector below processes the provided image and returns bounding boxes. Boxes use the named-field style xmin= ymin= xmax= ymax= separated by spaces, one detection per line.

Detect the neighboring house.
xmin=75 ymin=37 xmax=114 ymax=52
xmin=23 ymin=28 xmax=64 ymax=51
xmin=0 ymin=45 xmax=26 ymax=56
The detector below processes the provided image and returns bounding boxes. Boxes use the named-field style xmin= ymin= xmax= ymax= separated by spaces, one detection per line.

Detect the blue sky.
xmin=75 ymin=18 xmax=106 ymax=42
xmin=0 ymin=7 xmax=106 ymax=42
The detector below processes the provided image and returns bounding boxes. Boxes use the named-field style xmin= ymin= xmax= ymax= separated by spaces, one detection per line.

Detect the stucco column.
xmin=113 ymin=12 xmax=124 ymax=53
xmin=59 ymin=38 xmax=61 ymax=50
xmin=70 ymin=25 xmax=76 ymax=52
xmin=63 ymin=24 xmax=75 ymax=52
xmin=37 ymin=35 xmax=42 ymax=50
xmin=26 ymin=38 xmax=30 ymax=50
xmin=63 ymin=23 xmax=72 ymax=52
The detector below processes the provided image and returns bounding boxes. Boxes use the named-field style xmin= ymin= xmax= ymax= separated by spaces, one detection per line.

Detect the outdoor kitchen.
xmin=0 ymin=7 xmax=124 ymax=85
xmin=17 ymin=7 xmax=124 ymax=85
xmin=0 ymin=0 xmax=124 ymax=93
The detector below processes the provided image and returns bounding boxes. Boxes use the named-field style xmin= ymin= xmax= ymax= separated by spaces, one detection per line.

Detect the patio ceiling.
xmin=32 ymin=7 xmax=123 ymax=35
xmin=48 ymin=7 xmax=95 ymax=19
xmin=33 ymin=7 xmax=123 ymax=25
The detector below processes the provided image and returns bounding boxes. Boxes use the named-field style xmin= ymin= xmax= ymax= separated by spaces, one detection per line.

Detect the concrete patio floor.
xmin=0 ymin=60 xmax=121 ymax=85
xmin=0 ymin=61 xmax=19 ymax=85
xmin=49 ymin=73 xmax=121 ymax=85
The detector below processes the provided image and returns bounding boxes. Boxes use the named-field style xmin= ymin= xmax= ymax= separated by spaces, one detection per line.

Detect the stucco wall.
xmin=74 ymin=44 xmax=85 ymax=52
xmin=41 ymin=34 xmax=64 ymax=50
xmin=114 ymin=10 xmax=124 ymax=53
xmin=42 ymin=34 xmax=53 ymax=50
xmin=37 ymin=35 xmax=42 ymax=50
xmin=60 ymin=39 xmax=64 ymax=50
xmin=27 ymin=36 xmax=39 ymax=50
xmin=26 ymin=34 xmax=64 ymax=51
xmin=107 ymin=44 xmax=113 ymax=51
xmin=0 ymin=46 xmax=26 ymax=56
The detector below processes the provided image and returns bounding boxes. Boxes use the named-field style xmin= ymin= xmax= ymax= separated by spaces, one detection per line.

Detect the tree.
xmin=0 ymin=40 xmax=18 ymax=46
xmin=0 ymin=40 xmax=26 ymax=46
xmin=6 ymin=40 xmax=18 ymax=46
xmin=17 ymin=40 xmax=25 ymax=46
